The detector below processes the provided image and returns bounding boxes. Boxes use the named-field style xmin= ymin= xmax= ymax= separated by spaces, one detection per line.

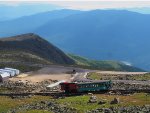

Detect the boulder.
xmin=98 ymin=100 xmax=106 ymax=105
xmin=88 ymin=95 xmax=97 ymax=103
xmin=110 ymin=97 xmax=120 ymax=104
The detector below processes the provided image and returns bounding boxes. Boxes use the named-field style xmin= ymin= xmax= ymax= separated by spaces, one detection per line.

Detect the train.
xmin=60 ymin=80 xmax=112 ymax=93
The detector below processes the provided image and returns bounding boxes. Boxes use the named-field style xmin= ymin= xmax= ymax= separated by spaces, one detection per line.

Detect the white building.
xmin=0 ymin=72 xmax=10 ymax=82
xmin=0 ymin=69 xmax=15 ymax=77
xmin=5 ymin=68 xmax=20 ymax=75
xmin=0 ymin=68 xmax=20 ymax=82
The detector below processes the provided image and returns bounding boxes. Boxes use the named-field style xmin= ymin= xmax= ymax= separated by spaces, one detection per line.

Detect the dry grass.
xmin=0 ymin=96 xmax=52 ymax=112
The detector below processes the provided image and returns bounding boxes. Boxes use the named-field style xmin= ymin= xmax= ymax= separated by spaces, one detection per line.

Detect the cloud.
xmin=1 ymin=1 xmax=150 ymax=10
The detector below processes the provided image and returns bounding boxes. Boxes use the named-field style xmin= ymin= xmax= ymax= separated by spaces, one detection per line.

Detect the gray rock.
xmin=110 ymin=97 xmax=119 ymax=104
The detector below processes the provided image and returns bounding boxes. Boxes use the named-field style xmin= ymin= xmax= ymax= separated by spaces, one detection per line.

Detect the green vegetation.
xmin=88 ymin=72 xmax=150 ymax=81
xmin=56 ymin=93 xmax=150 ymax=113
xmin=0 ymin=62 xmax=41 ymax=72
xmin=0 ymin=87 xmax=10 ymax=93
xmin=0 ymin=50 xmax=50 ymax=72
xmin=0 ymin=93 xmax=149 ymax=113
xmin=25 ymin=110 xmax=52 ymax=113
xmin=68 ymin=54 xmax=144 ymax=72
xmin=0 ymin=96 xmax=52 ymax=113
xmin=87 ymin=72 xmax=103 ymax=80
xmin=129 ymin=73 xmax=150 ymax=81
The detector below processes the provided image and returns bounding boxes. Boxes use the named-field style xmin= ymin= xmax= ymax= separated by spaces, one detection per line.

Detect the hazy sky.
xmin=1 ymin=1 xmax=150 ymax=14
xmin=1 ymin=1 xmax=150 ymax=10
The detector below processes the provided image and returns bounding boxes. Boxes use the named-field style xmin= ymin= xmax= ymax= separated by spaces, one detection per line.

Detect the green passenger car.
xmin=77 ymin=80 xmax=112 ymax=92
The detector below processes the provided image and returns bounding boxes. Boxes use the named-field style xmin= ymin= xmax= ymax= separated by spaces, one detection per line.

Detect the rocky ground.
xmin=111 ymin=81 xmax=150 ymax=91
xmin=1 ymin=79 xmax=57 ymax=93
xmin=87 ymin=105 xmax=150 ymax=113
xmin=7 ymin=100 xmax=150 ymax=113
xmin=87 ymin=72 xmax=150 ymax=91
xmin=8 ymin=101 xmax=77 ymax=113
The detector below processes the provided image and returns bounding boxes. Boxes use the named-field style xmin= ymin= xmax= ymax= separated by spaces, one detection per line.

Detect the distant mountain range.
xmin=0 ymin=33 xmax=143 ymax=72
xmin=0 ymin=9 xmax=150 ymax=70
xmin=0 ymin=9 xmax=81 ymax=37
xmin=0 ymin=4 xmax=61 ymax=21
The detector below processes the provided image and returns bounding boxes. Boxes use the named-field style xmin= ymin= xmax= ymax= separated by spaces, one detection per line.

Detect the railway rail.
xmin=0 ymin=89 xmax=149 ymax=97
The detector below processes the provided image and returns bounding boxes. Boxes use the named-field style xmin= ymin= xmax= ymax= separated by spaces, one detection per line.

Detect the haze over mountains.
xmin=0 ymin=9 xmax=150 ymax=70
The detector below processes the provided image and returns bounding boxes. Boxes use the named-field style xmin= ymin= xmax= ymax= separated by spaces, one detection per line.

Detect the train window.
xmin=82 ymin=85 xmax=84 ymax=88
xmin=89 ymin=84 xmax=92 ymax=87
xmin=98 ymin=84 xmax=101 ymax=87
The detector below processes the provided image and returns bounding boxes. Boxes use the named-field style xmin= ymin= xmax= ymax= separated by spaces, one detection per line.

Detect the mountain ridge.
xmin=0 ymin=33 xmax=75 ymax=65
xmin=0 ymin=33 xmax=144 ymax=72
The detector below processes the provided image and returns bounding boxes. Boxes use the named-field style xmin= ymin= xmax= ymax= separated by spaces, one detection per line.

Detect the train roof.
xmin=77 ymin=80 xmax=111 ymax=85
xmin=60 ymin=80 xmax=111 ymax=85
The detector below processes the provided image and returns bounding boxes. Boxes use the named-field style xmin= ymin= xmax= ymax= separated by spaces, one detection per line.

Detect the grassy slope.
xmin=0 ymin=50 xmax=144 ymax=73
xmin=68 ymin=54 xmax=144 ymax=72
xmin=88 ymin=72 xmax=150 ymax=80
xmin=57 ymin=93 xmax=150 ymax=113
xmin=0 ymin=96 xmax=52 ymax=113
xmin=0 ymin=93 xmax=149 ymax=113
xmin=0 ymin=33 xmax=75 ymax=72
xmin=0 ymin=50 xmax=52 ymax=72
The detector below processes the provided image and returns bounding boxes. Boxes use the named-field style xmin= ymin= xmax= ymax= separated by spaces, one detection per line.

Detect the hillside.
xmin=0 ymin=33 xmax=143 ymax=72
xmin=0 ymin=33 xmax=75 ymax=71
xmin=68 ymin=54 xmax=144 ymax=72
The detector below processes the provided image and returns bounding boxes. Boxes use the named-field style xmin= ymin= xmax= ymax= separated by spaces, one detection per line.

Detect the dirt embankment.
xmin=9 ymin=66 xmax=80 ymax=83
